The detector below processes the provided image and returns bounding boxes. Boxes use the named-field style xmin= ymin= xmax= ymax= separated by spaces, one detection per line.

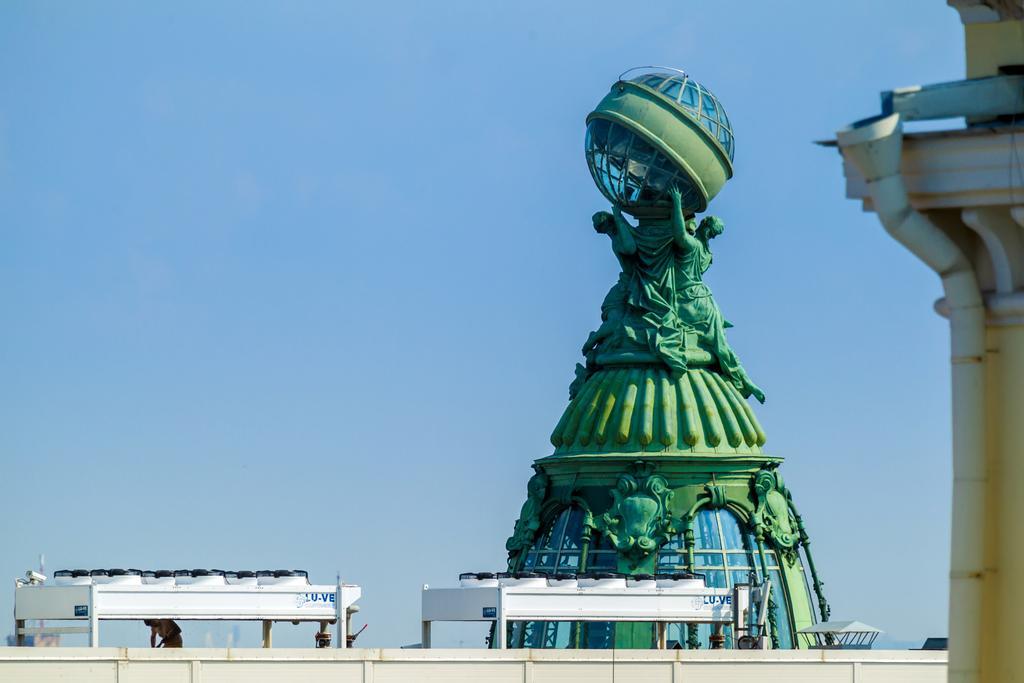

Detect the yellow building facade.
xmin=835 ymin=2 xmax=1024 ymax=681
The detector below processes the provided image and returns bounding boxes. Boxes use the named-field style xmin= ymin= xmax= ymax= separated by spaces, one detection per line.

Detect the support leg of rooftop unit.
xmin=496 ymin=618 xmax=507 ymax=650
xmin=340 ymin=607 xmax=348 ymax=649
xmin=262 ymin=620 xmax=272 ymax=648
xmin=709 ymin=623 xmax=725 ymax=650
xmin=335 ymin=584 xmax=343 ymax=649
xmin=318 ymin=621 xmax=329 ymax=648
xmin=656 ymin=622 xmax=667 ymax=650
xmin=15 ymin=619 xmax=24 ymax=647
xmin=89 ymin=592 xmax=99 ymax=647
xmin=421 ymin=621 xmax=431 ymax=649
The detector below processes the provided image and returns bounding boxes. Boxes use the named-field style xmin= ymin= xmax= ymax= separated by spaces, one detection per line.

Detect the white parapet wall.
xmin=0 ymin=647 xmax=947 ymax=682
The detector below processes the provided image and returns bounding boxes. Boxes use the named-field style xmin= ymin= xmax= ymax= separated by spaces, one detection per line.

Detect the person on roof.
xmin=144 ymin=619 xmax=183 ymax=648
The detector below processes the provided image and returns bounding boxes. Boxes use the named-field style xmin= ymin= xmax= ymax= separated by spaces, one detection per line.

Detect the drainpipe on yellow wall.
xmin=837 ymin=112 xmax=985 ymax=683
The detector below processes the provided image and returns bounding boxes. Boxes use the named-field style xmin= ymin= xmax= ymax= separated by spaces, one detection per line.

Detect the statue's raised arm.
xmin=609 ymin=204 xmax=637 ymax=257
xmin=668 ymin=185 xmax=700 ymax=252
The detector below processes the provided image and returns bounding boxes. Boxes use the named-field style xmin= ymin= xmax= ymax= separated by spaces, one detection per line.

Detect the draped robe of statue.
xmin=622 ymin=223 xmax=687 ymax=373
xmin=581 ymin=202 xmax=765 ymax=404
xmin=672 ymin=214 xmax=764 ymax=402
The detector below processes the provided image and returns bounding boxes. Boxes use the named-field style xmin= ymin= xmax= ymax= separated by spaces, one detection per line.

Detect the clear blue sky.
xmin=0 ymin=1 xmax=963 ymax=648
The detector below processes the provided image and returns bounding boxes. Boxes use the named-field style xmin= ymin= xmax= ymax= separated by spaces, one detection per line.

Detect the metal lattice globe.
xmin=585 ymin=68 xmax=735 ymax=216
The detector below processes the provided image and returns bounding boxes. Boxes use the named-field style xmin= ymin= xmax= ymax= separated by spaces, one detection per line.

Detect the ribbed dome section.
xmin=550 ymin=367 xmax=767 ymax=456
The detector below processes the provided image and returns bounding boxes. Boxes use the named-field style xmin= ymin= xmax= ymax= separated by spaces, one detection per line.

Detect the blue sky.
xmin=1 ymin=1 xmax=963 ymax=648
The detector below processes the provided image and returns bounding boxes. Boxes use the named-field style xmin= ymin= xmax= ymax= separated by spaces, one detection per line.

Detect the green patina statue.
xmin=578 ymin=186 xmax=765 ymax=403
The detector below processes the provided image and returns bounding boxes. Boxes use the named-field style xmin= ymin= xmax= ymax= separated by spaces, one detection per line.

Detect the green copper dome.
xmin=501 ymin=68 xmax=828 ymax=653
xmin=585 ymin=67 xmax=734 ymax=216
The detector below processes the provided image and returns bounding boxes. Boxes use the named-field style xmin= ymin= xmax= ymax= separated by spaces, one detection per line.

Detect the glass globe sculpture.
xmin=585 ymin=68 xmax=735 ymax=216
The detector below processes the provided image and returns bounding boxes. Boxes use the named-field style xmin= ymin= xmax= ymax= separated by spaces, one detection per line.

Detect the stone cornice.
xmin=833 ymin=125 xmax=1024 ymax=211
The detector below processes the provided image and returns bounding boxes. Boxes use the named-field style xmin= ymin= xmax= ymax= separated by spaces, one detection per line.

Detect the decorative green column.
xmin=503 ymin=68 xmax=830 ymax=650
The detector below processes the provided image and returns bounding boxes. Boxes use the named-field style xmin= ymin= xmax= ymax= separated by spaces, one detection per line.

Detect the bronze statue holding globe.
xmin=576 ymin=67 xmax=763 ymax=403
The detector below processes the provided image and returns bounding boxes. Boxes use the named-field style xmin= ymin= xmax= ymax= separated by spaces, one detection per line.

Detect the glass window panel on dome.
xmin=588 ymin=151 xmax=608 ymax=191
xmin=526 ymin=552 xmax=556 ymax=573
xmin=639 ymin=169 xmax=671 ymax=202
xmin=557 ymin=553 xmax=581 ymax=572
xmin=694 ymin=509 xmax=722 ymax=549
xmin=657 ymin=552 xmax=684 ymax=570
xmin=629 ymin=136 xmax=657 ymax=164
xmin=704 ymin=570 xmax=727 ymax=588
xmin=531 ymin=527 xmax=555 ymax=553
xmin=596 ymin=170 xmax=613 ymax=199
xmin=605 ymin=171 xmax=624 ymax=203
xmin=585 ymin=153 xmax=602 ymax=183
xmin=546 ymin=510 xmax=569 ymax=546
xmin=642 ymin=75 xmax=667 ymax=89
xmin=661 ymin=533 xmax=683 ymax=552
xmin=699 ymin=88 xmax=717 ymax=117
xmin=719 ymin=511 xmax=745 ymax=548
xmin=770 ymin=569 xmax=794 ymax=648
xmin=718 ymin=105 xmax=730 ymax=127
xmin=680 ymin=82 xmax=699 ymax=110
xmin=727 ymin=551 xmax=756 ymax=567
xmin=693 ymin=552 xmax=723 ymax=568
xmin=607 ymin=124 xmax=632 ymax=156
xmin=657 ymin=509 xmax=806 ymax=649
xmin=701 ymin=117 xmax=719 ymax=138
xmin=560 ymin=510 xmax=584 ymax=550
xmin=731 ymin=570 xmax=756 ymax=588
xmin=660 ymin=79 xmax=682 ymax=101
xmin=606 ymin=156 xmax=626 ymax=190
xmin=606 ymin=153 xmax=624 ymax=182
xmin=624 ymin=169 xmax=646 ymax=203
xmin=524 ymin=508 xmax=585 ymax=573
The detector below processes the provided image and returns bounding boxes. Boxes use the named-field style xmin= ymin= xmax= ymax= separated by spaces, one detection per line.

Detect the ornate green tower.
xmin=504 ymin=68 xmax=830 ymax=650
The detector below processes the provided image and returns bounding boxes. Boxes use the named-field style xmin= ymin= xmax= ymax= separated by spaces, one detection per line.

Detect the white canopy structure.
xmin=797 ymin=620 xmax=882 ymax=650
